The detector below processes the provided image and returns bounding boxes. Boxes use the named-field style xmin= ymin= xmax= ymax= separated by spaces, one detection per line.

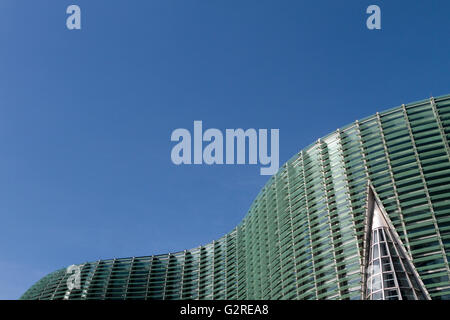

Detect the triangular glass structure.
xmin=364 ymin=185 xmax=430 ymax=300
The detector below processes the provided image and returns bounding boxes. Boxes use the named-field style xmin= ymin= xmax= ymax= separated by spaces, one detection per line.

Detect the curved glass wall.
xmin=21 ymin=94 xmax=450 ymax=300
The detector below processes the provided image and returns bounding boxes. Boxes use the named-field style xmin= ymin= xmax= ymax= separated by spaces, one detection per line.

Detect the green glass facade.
xmin=21 ymin=94 xmax=450 ymax=300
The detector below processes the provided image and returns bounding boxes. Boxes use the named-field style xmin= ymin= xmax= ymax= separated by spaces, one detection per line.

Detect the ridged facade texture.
xmin=22 ymin=95 xmax=450 ymax=300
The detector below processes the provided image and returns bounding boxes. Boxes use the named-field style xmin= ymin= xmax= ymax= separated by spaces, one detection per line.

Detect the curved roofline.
xmin=48 ymin=94 xmax=450 ymax=265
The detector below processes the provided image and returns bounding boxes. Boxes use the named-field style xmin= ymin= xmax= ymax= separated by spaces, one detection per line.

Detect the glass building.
xmin=21 ymin=94 xmax=450 ymax=300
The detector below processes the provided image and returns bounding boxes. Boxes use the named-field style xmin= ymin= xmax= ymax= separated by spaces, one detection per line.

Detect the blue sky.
xmin=0 ymin=0 xmax=449 ymax=299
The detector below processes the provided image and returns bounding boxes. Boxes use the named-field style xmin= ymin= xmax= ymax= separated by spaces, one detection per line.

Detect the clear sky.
xmin=0 ymin=0 xmax=449 ymax=299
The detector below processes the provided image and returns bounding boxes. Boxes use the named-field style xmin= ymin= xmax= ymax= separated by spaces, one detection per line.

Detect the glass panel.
xmin=400 ymin=288 xmax=415 ymax=300
xmin=367 ymin=277 xmax=372 ymax=290
xmin=372 ymin=259 xmax=381 ymax=275
xmin=396 ymin=272 xmax=410 ymax=287
xmin=373 ymin=244 xmax=379 ymax=260
xmin=372 ymin=275 xmax=382 ymax=291
xmin=387 ymin=243 xmax=398 ymax=257
xmin=391 ymin=256 xmax=402 ymax=270
xmin=381 ymin=257 xmax=392 ymax=272
xmin=373 ymin=230 xmax=378 ymax=243
xmin=378 ymin=229 xmax=385 ymax=242
xmin=384 ymin=289 xmax=399 ymax=300
xmin=383 ymin=273 xmax=396 ymax=288
xmin=372 ymin=291 xmax=383 ymax=300
xmin=379 ymin=243 xmax=388 ymax=257
xmin=396 ymin=244 xmax=405 ymax=258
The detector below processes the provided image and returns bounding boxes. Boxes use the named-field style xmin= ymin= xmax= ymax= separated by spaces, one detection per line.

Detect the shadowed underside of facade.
xmin=22 ymin=94 xmax=450 ymax=300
